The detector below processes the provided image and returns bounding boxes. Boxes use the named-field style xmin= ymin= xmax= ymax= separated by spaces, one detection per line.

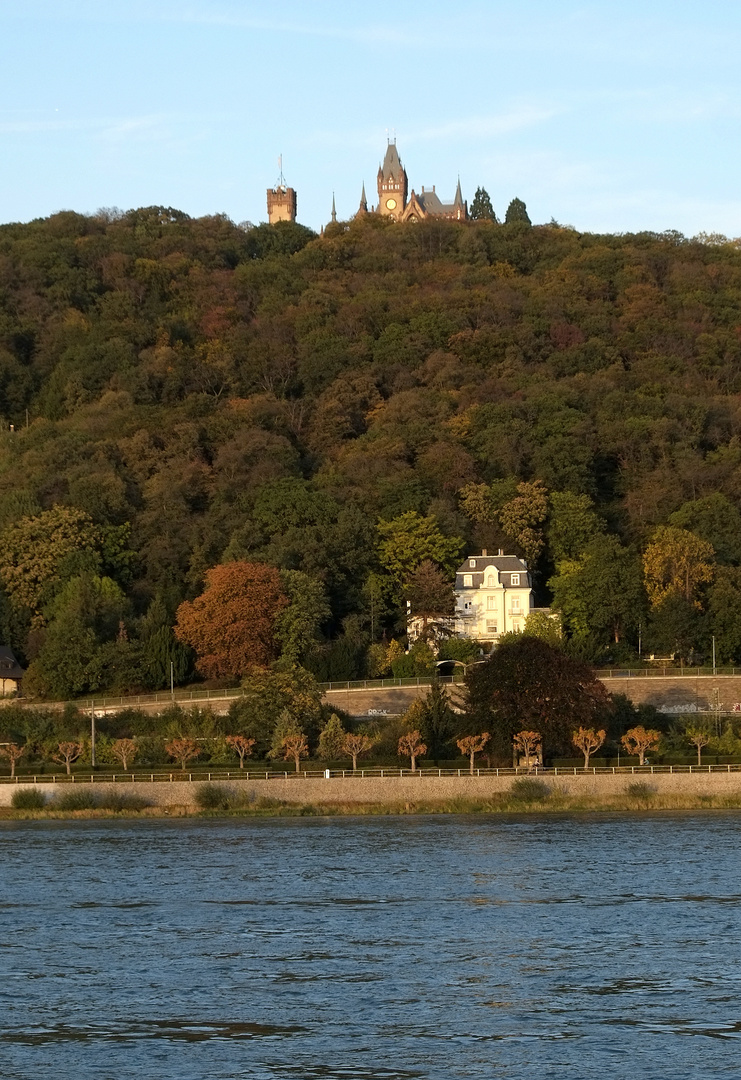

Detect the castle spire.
xmin=358 ymin=182 xmax=368 ymax=213
xmin=331 ymin=193 xmax=337 ymax=224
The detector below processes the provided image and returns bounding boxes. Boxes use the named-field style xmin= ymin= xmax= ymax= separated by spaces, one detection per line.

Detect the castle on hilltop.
xmin=357 ymin=139 xmax=467 ymax=223
xmin=265 ymin=140 xmax=470 ymax=226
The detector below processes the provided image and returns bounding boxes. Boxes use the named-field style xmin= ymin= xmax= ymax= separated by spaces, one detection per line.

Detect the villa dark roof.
xmin=456 ymin=554 xmax=530 ymax=591
xmin=0 ymin=647 xmax=25 ymax=680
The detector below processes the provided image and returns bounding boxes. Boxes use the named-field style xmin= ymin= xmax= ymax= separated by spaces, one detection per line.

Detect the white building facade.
xmin=454 ymin=550 xmax=534 ymax=645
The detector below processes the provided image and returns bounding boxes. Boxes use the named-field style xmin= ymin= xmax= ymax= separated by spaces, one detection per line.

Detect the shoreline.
xmin=4 ymin=789 xmax=741 ymax=820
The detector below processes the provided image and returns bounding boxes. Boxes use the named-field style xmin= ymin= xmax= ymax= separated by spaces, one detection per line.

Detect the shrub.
xmin=95 ymin=791 xmax=150 ymax=812
xmin=11 ymin=787 xmax=47 ymax=810
xmin=625 ymin=781 xmax=656 ymax=799
xmin=509 ymin=778 xmax=551 ymax=802
xmin=194 ymin=782 xmax=233 ymax=811
xmin=55 ymin=788 xmax=97 ymax=811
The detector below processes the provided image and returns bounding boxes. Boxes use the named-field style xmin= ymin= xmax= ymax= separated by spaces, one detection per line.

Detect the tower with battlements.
xmin=267 ymin=157 xmax=297 ymax=224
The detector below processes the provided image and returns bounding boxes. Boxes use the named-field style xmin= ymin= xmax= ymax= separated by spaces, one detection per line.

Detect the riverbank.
xmin=5 ymin=784 xmax=741 ymax=820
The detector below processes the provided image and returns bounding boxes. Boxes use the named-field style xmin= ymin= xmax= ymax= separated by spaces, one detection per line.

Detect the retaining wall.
xmin=3 ymin=770 xmax=741 ymax=808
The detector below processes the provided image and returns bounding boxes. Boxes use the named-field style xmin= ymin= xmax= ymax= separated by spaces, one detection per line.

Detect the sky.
xmin=2 ymin=0 xmax=741 ymax=236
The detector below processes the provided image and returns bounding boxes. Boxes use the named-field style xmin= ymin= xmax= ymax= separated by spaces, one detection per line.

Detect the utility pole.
xmin=90 ymin=700 xmax=96 ymax=769
xmin=713 ymin=635 xmax=716 ymax=676
xmin=170 ymin=661 xmax=175 ymax=701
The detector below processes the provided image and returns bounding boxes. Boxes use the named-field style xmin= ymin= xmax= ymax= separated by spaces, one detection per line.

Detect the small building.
xmin=0 ymin=647 xmax=24 ymax=696
xmin=454 ymin=550 xmax=534 ymax=645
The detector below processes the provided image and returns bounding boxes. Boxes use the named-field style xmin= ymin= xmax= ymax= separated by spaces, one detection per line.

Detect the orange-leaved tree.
xmin=513 ymin=730 xmax=541 ymax=769
xmin=281 ymin=733 xmax=308 ymax=773
xmin=111 ymin=738 xmax=138 ymax=771
xmin=685 ymin=724 xmax=712 ymax=766
xmin=165 ymin=737 xmax=201 ymax=771
xmin=53 ymin=741 xmax=83 ymax=775
xmin=226 ymin=735 xmax=256 ymax=768
xmin=0 ymin=742 xmax=26 ymax=778
xmin=174 ymin=561 xmax=288 ymax=678
xmin=457 ymin=733 xmax=489 ymax=774
xmin=398 ymin=730 xmax=427 ymax=771
xmin=343 ymin=733 xmax=374 ymax=772
xmin=621 ymin=726 xmax=660 ymax=766
xmin=572 ymin=727 xmax=606 ymax=768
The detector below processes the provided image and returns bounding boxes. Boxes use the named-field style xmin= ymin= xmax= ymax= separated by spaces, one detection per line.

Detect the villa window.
xmin=486 ymin=621 xmax=497 ymax=633
xmin=511 ymin=574 xmax=520 ymax=586
xmin=469 ymin=559 xmax=476 ymax=567
xmin=512 ymin=597 xmax=520 ymax=612
xmin=486 ymin=595 xmax=495 ymax=610
xmin=463 ymin=574 xmax=473 ymax=587
xmin=486 ymin=574 xmax=495 ymax=586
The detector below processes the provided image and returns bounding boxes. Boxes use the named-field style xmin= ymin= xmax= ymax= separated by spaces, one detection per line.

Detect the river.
xmin=1 ymin=813 xmax=740 ymax=1079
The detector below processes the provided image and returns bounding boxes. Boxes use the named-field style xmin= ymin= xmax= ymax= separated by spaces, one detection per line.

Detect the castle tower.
xmin=377 ymin=140 xmax=408 ymax=220
xmin=355 ymin=182 xmax=368 ymax=217
xmin=267 ymin=156 xmax=297 ymax=224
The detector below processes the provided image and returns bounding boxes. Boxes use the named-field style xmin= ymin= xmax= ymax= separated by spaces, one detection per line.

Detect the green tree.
xmin=547 ymin=491 xmax=604 ymax=566
xmin=469 ymin=187 xmax=497 ymax=222
xmin=377 ymin=511 xmax=463 ymax=583
xmin=504 ymin=198 xmax=531 ymax=225
xmin=499 ymin=480 xmax=548 ymax=568
xmin=669 ymin=493 xmax=741 ymax=565
xmin=523 ymin=609 xmax=563 ymax=647
xmin=318 ymin=713 xmax=346 ymax=760
xmin=549 ymin=536 xmax=645 ymax=648
xmin=274 ymin=570 xmax=330 ymax=666
xmin=417 ymin=680 xmax=456 ymax=763
xmin=643 ymin=526 xmax=715 ymax=608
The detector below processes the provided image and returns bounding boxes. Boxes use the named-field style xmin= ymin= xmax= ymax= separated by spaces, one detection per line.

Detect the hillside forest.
xmin=2 ymin=207 xmax=741 ymax=701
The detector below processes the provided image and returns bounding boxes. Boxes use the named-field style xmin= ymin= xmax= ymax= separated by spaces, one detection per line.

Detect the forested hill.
xmin=2 ymin=206 xmax=741 ymax=696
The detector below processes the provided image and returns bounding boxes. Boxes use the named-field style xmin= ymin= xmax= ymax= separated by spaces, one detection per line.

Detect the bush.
xmin=625 ymin=781 xmax=656 ymax=799
xmin=509 ymin=778 xmax=551 ymax=802
xmin=11 ymin=787 xmax=47 ymax=810
xmin=55 ymin=788 xmax=97 ymax=810
xmin=194 ymin=782 xmax=233 ymax=811
xmin=95 ymin=791 xmax=150 ymax=811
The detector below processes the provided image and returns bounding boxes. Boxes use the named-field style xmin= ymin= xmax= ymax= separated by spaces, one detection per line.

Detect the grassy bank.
xmin=5 ymin=782 xmax=741 ymax=820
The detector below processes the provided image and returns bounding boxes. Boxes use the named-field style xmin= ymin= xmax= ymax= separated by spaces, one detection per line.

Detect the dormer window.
xmin=486 ymin=574 xmax=495 ymax=587
xmin=469 ymin=559 xmax=476 ymax=568
xmin=511 ymin=574 xmax=520 ymax=586
xmin=463 ymin=574 xmax=473 ymax=587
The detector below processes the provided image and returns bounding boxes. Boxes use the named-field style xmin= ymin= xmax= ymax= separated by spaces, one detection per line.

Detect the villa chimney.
xmin=481 ymin=548 xmax=487 ymax=557
xmin=497 ymin=548 xmax=503 ymax=556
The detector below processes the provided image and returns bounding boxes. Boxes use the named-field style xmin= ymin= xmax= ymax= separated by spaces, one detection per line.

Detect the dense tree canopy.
xmin=5 ymin=207 xmax=741 ymax=692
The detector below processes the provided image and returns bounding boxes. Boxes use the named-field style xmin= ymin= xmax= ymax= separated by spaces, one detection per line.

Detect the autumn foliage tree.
xmin=456 ymin=733 xmax=489 ymax=774
xmin=571 ymin=727 xmax=606 ymax=768
xmin=0 ymin=742 xmax=26 ymax=778
xmin=165 ymin=737 xmax=201 ymax=771
xmin=643 ymin=526 xmax=715 ymax=608
xmin=225 ymin=735 xmax=256 ymax=768
xmin=175 ymin=561 xmax=288 ymax=678
xmin=398 ymin=730 xmax=427 ymax=771
xmin=685 ymin=724 xmax=712 ymax=765
xmin=621 ymin=726 xmax=660 ymax=765
xmin=53 ymin=741 xmax=83 ymax=775
xmin=343 ymin=732 xmax=375 ymax=771
xmin=110 ymin=738 xmax=138 ymax=771
xmin=513 ymin=730 xmax=541 ymax=769
xmin=281 ymin=732 xmax=309 ymax=773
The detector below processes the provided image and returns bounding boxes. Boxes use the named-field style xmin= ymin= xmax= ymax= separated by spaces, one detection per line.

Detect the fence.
xmin=3 ymin=763 xmax=741 ymax=785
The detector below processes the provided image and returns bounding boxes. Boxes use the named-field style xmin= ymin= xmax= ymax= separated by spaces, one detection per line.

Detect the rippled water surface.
xmin=1 ymin=814 xmax=741 ymax=1079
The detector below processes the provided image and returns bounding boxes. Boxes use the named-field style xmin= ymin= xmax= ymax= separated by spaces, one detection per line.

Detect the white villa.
xmin=453 ymin=550 xmax=535 ymax=645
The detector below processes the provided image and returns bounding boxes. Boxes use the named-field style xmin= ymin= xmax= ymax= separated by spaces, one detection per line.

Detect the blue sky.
xmin=2 ymin=0 xmax=741 ymax=235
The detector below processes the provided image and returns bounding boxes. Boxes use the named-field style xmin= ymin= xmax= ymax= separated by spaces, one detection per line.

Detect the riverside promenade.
xmin=3 ymin=764 xmax=741 ymax=807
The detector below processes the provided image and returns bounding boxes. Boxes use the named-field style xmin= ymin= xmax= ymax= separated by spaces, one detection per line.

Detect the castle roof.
xmin=380 ymin=141 xmax=405 ymax=181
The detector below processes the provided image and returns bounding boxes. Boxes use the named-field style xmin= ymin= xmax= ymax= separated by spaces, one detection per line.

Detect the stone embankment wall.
xmin=600 ymin=675 xmax=741 ymax=713
xmin=2 ymin=770 xmax=741 ymax=807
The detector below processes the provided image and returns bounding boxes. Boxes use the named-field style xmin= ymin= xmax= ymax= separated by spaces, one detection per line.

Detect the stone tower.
xmin=267 ymin=157 xmax=297 ymax=224
xmin=377 ymin=140 xmax=407 ymax=220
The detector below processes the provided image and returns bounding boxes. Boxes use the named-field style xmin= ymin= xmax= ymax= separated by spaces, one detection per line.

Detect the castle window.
xmin=511 ymin=574 xmax=520 ymax=586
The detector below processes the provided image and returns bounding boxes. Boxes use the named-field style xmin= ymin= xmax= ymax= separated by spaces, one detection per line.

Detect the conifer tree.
xmin=469 ymin=187 xmax=497 ymax=221
xmin=504 ymin=197 xmax=531 ymax=225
